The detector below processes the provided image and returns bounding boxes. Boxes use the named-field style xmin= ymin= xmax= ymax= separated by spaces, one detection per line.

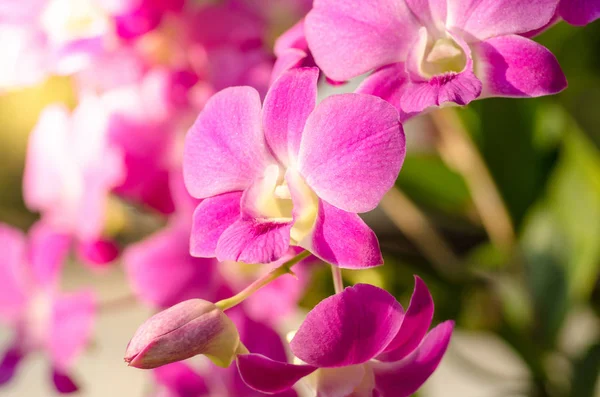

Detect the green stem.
xmin=215 ymin=250 xmax=311 ymax=311
xmin=331 ymin=265 xmax=344 ymax=294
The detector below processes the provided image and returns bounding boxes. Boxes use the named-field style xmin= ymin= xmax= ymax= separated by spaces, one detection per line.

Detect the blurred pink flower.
xmin=238 ymin=278 xmax=454 ymax=397
xmin=0 ymin=222 xmax=95 ymax=393
xmin=184 ymin=67 xmax=405 ymax=268
xmin=23 ymin=97 xmax=126 ymax=266
xmin=0 ymin=0 xmax=115 ymax=90
xmin=305 ymin=0 xmax=567 ymax=120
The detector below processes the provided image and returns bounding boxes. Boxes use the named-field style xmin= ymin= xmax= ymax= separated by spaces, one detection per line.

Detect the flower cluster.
xmin=0 ymin=0 xmax=598 ymax=396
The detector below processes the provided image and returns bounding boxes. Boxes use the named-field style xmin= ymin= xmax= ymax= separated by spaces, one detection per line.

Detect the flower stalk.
xmin=215 ymin=250 xmax=311 ymax=311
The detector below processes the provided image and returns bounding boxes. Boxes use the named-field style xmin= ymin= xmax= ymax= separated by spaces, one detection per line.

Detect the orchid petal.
xmin=405 ymin=0 xmax=447 ymax=32
xmin=52 ymin=368 xmax=79 ymax=394
xmin=305 ymin=0 xmax=419 ymax=81
xmin=0 ymin=224 xmax=27 ymax=321
xmin=447 ymin=0 xmax=559 ymax=41
xmin=0 ymin=345 xmax=22 ymax=386
xmin=215 ymin=219 xmax=292 ymax=264
xmin=372 ymin=321 xmax=454 ymax=397
xmin=190 ymin=192 xmax=242 ymax=258
xmin=183 ymin=87 xmax=273 ymax=199
xmin=27 ymin=221 xmax=70 ymax=287
xmin=263 ymin=68 xmax=318 ymax=165
xmin=356 ymin=63 xmax=411 ymax=121
xmin=274 ymin=18 xmax=308 ymax=56
xmin=48 ymin=290 xmax=96 ymax=369
xmin=298 ymin=94 xmax=404 ymax=213
xmin=560 ymin=0 xmax=600 ymax=26
xmin=124 ymin=221 xmax=219 ymax=308
xmin=474 ymin=35 xmax=567 ymax=98
xmin=290 ymin=284 xmax=403 ymax=367
xmin=237 ymin=353 xmax=317 ymax=394
xmin=379 ymin=276 xmax=434 ymax=362
xmin=75 ymin=238 xmax=120 ymax=268
xmin=271 ymin=49 xmax=309 ymax=85
xmin=301 ymin=201 xmax=383 ymax=269
xmin=153 ymin=362 xmax=209 ymax=397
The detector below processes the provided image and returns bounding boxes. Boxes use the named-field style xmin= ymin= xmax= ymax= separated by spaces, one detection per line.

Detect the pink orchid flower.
xmin=183 ymin=67 xmax=405 ymax=268
xmin=305 ymin=0 xmax=568 ymax=120
xmin=23 ymin=97 xmax=126 ymax=266
xmin=237 ymin=278 xmax=454 ymax=397
xmin=0 ymin=222 xmax=95 ymax=393
xmin=558 ymin=0 xmax=600 ymax=25
xmin=125 ymin=169 xmax=314 ymax=324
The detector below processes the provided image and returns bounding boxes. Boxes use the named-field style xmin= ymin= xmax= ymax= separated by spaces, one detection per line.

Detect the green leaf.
xmin=396 ymin=153 xmax=472 ymax=215
xmin=571 ymin=342 xmax=600 ymax=397
xmin=547 ymin=124 xmax=600 ymax=301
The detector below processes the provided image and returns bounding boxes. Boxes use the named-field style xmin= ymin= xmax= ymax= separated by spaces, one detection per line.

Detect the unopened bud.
xmin=125 ymin=299 xmax=240 ymax=369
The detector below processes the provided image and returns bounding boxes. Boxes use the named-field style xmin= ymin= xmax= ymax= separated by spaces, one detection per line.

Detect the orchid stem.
xmin=331 ymin=265 xmax=344 ymax=294
xmin=380 ymin=187 xmax=464 ymax=280
xmin=215 ymin=250 xmax=311 ymax=311
xmin=430 ymin=108 xmax=516 ymax=254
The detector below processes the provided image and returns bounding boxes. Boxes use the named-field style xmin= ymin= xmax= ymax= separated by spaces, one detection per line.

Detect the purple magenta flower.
xmin=125 ymin=299 xmax=241 ymax=369
xmin=558 ymin=0 xmax=600 ymax=25
xmin=237 ymin=278 xmax=454 ymax=397
xmin=304 ymin=0 xmax=568 ymax=120
xmin=183 ymin=67 xmax=405 ymax=268
xmin=0 ymin=222 xmax=95 ymax=393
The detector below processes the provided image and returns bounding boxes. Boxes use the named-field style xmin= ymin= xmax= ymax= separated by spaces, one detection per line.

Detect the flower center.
xmin=250 ymin=165 xmax=318 ymax=244
xmin=420 ymin=37 xmax=467 ymax=78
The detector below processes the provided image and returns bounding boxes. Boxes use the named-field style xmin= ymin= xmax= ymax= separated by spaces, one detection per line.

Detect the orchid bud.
xmin=125 ymin=299 xmax=240 ymax=369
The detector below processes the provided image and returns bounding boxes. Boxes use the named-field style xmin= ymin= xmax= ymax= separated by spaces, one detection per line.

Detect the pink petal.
xmin=271 ymin=49 xmax=309 ymax=85
xmin=356 ymin=63 xmax=412 ymax=121
xmin=48 ymin=290 xmax=96 ymax=369
xmin=305 ymin=0 xmax=420 ymax=81
xmin=27 ymin=221 xmax=70 ymax=287
xmin=274 ymin=19 xmax=308 ymax=56
xmin=51 ymin=368 xmax=79 ymax=394
xmin=378 ymin=276 xmax=434 ymax=362
xmin=183 ymin=87 xmax=273 ymax=199
xmin=400 ymin=71 xmax=482 ymax=116
xmin=560 ymin=0 xmax=600 ymax=25
xmin=290 ymin=284 xmax=404 ymax=367
xmin=372 ymin=321 xmax=454 ymax=397
xmin=447 ymin=0 xmax=559 ymax=41
xmin=190 ymin=192 xmax=243 ymax=258
xmin=298 ymin=94 xmax=404 ymax=213
xmin=75 ymin=238 xmax=120 ymax=269
xmin=216 ymin=219 xmax=292 ymax=264
xmin=153 ymin=362 xmax=209 ymax=396
xmin=263 ymin=67 xmax=318 ymax=165
xmin=124 ymin=221 xmax=220 ymax=308
xmin=405 ymin=0 xmax=448 ymax=33
xmin=0 ymin=224 xmax=27 ymax=321
xmin=301 ymin=201 xmax=383 ymax=269
xmin=0 ymin=345 xmax=22 ymax=386
xmin=473 ymin=34 xmax=567 ymax=98
xmin=237 ymin=353 xmax=317 ymax=394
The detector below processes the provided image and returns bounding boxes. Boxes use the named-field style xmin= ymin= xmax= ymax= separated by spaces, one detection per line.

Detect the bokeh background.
xmin=1 ymin=12 xmax=599 ymax=397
